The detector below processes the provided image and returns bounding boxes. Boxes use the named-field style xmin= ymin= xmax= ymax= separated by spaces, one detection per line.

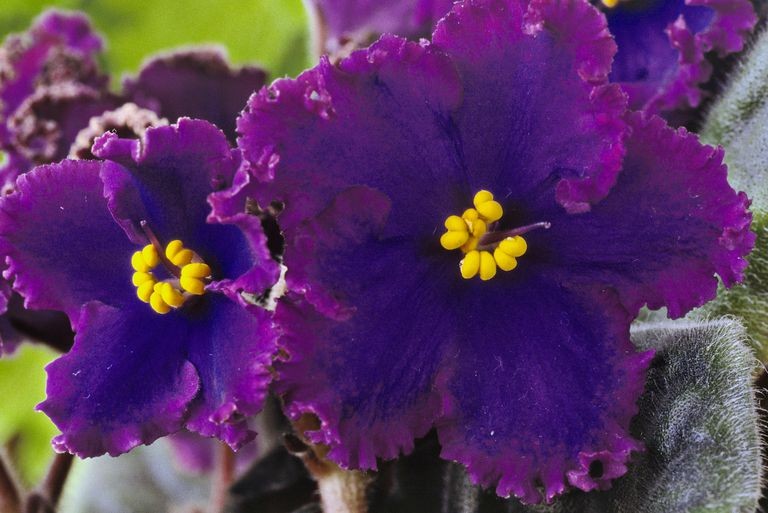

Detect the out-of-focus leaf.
xmin=0 ymin=0 xmax=310 ymax=78
xmin=697 ymin=28 xmax=768 ymax=358
xmin=379 ymin=319 xmax=762 ymax=513
xmin=0 ymin=344 xmax=58 ymax=485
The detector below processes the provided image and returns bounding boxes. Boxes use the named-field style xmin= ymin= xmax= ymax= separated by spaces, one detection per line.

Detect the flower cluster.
xmin=0 ymin=0 xmax=758 ymax=506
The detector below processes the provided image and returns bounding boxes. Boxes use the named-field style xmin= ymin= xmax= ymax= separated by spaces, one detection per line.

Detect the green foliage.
xmin=699 ymin=28 xmax=768 ymax=359
xmin=0 ymin=344 xmax=58 ymax=485
xmin=0 ymin=0 xmax=310 ymax=78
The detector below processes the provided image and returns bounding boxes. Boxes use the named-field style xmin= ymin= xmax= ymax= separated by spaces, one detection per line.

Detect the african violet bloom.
xmin=0 ymin=118 xmax=280 ymax=456
xmin=0 ymin=11 xmax=267 ymax=355
xmin=233 ymin=0 xmax=753 ymax=502
xmin=600 ymin=0 xmax=756 ymax=116
xmin=305 ymin=0 xmax=455 ymax=55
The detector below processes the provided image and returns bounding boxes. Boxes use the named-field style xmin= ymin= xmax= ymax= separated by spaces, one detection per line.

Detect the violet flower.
xmin=306 ymin=0 xmax=455 ymax=55
xmin=600 ymin=0 xmax=756 ymax=116
xmin=0 ymin=118 xmax=280 ymax=456
xmin=233 ymin=0 xmax=753 ymax=502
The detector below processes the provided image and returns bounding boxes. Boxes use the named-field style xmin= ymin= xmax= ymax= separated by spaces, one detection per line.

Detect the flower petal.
xmin=184 ymin=294 xmax=277 ymax=450
xmin=538 ymin=113 xmax=754 ymax=318
xmin=432 ymin=0 xmax=628 ymax=212
xmin=124 ymin=48 xmax=266 ymax=142
xmin=39 ymin=301 xmax=200 ymax=457
xmin=275 ymin=186 xmax=651 ymax=502
xmin=0 ymin=159 xmax=135 ymax=318
xmin=605 ymin=0 xmax=757 ymax=113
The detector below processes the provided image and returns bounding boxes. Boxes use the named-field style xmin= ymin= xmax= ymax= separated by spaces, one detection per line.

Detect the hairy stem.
xmin=208 ymin=443 xmax=236 ymax=513
xmin=0 ymin=449 xmax=22 ymax=513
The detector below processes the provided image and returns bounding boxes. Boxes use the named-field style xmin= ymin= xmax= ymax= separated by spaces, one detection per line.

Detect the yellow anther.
xmin=165 ymin=239 xmax=184 ymax=260
xmin=170 ymin=249 xmax=194 ymax=267
xmin=132 ymin=271 xmax=154 ymax=287
xmin=460 ymin=250 xmax=481 ymax=279
xmin=180 ymin=276 xmax=205 ymax=295
xmin=476 ymin=200 xmax=503 ymax=223
xmin=471 ymin=218 xmax=487 ymax=238
xmin=473 ymin=190 xmax=494 ymax=208
xmin=160 ymin=282 xmax=185 ymax=308
xmin=461 ymin=237 xmax=479 ymax=253
xmin=601 ymin=0 xmax=619 ymax=7
xmin=493 ymin=248 xmax=518 ymax=272
xmin=136 ymin=279 xmax=156 ymax=303
xmin=149 ymin=291 xmax=171 ymax=314
xmin=181 ymin=262 xmax=212 ymax=279
xmin=462 ymin=208 xmax=479 ymax=222
xmin=131 ymin=251 xmax=151 ymax=272
xmin=141 ymin=244 xmax=160 ymax=268
xmin=444 ymin=215 xmax=468 ymax=232
xmin=479 ymin=251 xmax=497 ymax=281
xmin=440 ymin=231 xmax=470 ymax=250
xmin=498 ymin=236 xmax=527 ymax=258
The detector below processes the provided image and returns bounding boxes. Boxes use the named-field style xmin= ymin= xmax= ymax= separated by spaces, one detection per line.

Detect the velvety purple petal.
xmin=432 ymin=0 xmax=628 ymax=213
xmin=184 ymin=294 xmax=277 ymax=450
xmin=124 ymin=48 xmax=266 ymax=142
xmin=538 ymin=113 xmax=754 ymax=318
xmin=308 ymin=0 xmax=454 ymax=53
xmin=0 ymin=10 xmax=105 ymax=145
xmin=236 ymin=35 xmax=464 ymax=237
xmin=8 ymin=82 xmax=121 ymax=165
xmin=274 ymin=186 xmax=650 ymax=502
xmin=39 ymin=301 xmax=200 ymax=457
xmin=605 ymin=0 xmax=756 ymax=113
xmin=95 ymin=119 xmax=276 ymax=291
xmin=168 ymin=430 xmax=258 ymax=474
xmin=0 ymin=160 xmax=136 ymax=318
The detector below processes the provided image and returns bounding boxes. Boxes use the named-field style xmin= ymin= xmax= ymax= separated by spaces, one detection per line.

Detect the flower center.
xmin=130 ymin=222 xmax=212 ymax=314
xmin=600 ymin=0 xmax=620 ymax=7
xmin=440 ymin=190 xmax=549 ymax=281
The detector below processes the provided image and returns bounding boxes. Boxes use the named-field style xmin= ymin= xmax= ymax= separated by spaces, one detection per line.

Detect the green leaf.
xmin=0 ymin=344 xmax=58 ymax=485
xmin=0 ymin=0 xmax=310 ymax=78
xmin=446 ymin=319 xmax=762 ymax=513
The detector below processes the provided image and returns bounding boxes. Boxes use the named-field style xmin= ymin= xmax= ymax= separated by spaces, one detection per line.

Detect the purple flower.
xmin=233 ymin=0 xmax=753 ymax=502
xmin=0 ymin=118 xmax=280 ymax=457
xmin=306 ymin=0 xmax=455 ymax=55
xmin=123 ymin=48 xmax=267 ymax=143
xmin=601 ymin=0 xmax=757 ymax=115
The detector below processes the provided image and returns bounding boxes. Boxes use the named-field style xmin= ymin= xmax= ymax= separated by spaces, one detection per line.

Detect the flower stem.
xmin=285 ymin=425 xmax=370 ymax=513
xmin=0 ymin=449 xmax=22 ymax=513
xmin=208 ymin=443 xmax=236 ymax=513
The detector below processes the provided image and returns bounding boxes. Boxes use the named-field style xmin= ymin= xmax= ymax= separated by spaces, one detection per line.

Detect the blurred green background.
xmin=0 ymin=0 xmax=311 ymax=486
xmin=0 ymin=0 xmax=310 ymax=78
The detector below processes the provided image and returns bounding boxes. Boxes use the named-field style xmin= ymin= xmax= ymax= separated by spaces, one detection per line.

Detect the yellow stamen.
xmin=160 ymin=282 xmax=185 ymax=308
xmin=149 ymin=291 xmax=171 ymax=314
xmin=165 ymin=239 xmax=184 ymax=260
xmin=440 ymin=231 xmax=470 ymax=250
xmin=131 ymin=251 xmax=151 ymax=272
xmin=479 ymin=251 xmax=497 ymax=281
xmin=181 ymin=263 xmax=212 ymax=278
xmin=498 ymin=236 xmax=527 ymax=258
xmin=602 ymin=0 xmax=619 ymax=7
xmin=141 ymin=244 xmax=159 ymax=268
xmin=132 ymin=271 xmax=154 ymax=287
xmin=136 ymin=280 xmax=156 ymax=303
xmin=180 ymin=276 xmax=205 ymax=295
xmin=493 ymin=248 xmax=518 ymax=272
xmin=440 ymin=190 xmax=535 ymax=280
xmin=460 ymin=250 xmax=480 ymax=279
xmin=170 ymin=249 xmax=194 ymax=267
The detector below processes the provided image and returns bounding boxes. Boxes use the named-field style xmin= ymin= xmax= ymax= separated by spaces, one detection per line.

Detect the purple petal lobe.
xmin=432 ymin=0 xmax=627 ymax=212
xmin=184 ymin=295 xmax=277 ymax=450
xmin=0 ymin=160 xmax=135 ymax=318
xmin=40 ymin=301 xmax=200 ymax=458
xmin=540 ymin=113 xmax=754 ymax=318
xmin=605 ymin=0 xmax=757 ymax=113
xmin=124 ymin=48 xmax=266 ymax=142
xmin=309 ymin=0 xmax=454 ymax=53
